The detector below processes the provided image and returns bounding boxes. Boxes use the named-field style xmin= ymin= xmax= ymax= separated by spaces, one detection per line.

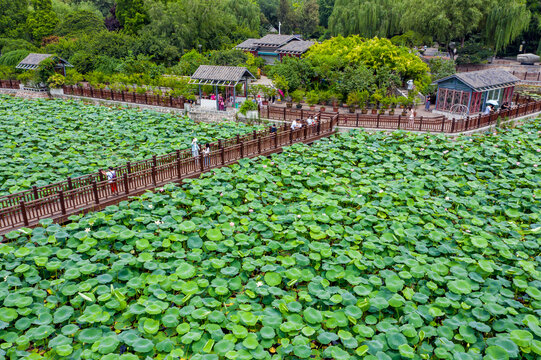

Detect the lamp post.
xmin=198 ymin=44 xmax=202 ymax=54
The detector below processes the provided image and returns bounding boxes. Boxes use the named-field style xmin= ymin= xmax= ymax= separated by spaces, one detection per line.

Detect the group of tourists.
xmin=210 ymin=94 xmax=227 ymax=111
xmin=290 ymin=116 xmax=317 ymax=131
xmin=191 ymin=138 xmax=211 ymax=166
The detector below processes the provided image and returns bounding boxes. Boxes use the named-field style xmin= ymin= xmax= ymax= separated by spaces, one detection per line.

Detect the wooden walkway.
xmin=261 ymin=97 xmax=541 ymax=133
xmin=0 ymin=116 xmax=337 ymax=235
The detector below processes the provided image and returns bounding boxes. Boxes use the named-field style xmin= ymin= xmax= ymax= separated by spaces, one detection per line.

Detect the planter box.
xmin=83 ymin=88 xmax=92 ymax=97
xmin=102 ymin=89 xmax=112 ymax=100
xmin=0 ymin=80 xmax=9 ymax=88
xmin=49 ymin=87 xmax=64 ymax=96
xmin=73 ymin=86 xmax=83 ymax=96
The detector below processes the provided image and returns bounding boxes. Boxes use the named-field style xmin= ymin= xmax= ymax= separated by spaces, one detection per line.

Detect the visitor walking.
xmin=270 ymin=124 xmax=277 ymax=133
xmin=408 ymin=107 xmax=415 ymax=128
xmin=425 ymin=94 xmax=431 ymax=111
xmin=191 ymin=138 xmax=200 ymax=158
xmin=101 ymin=167 xmax=117 ymax=193
xmin=291 ymin=119 xmax=298 ymax=131
xmin=203 ymin=144 xmax=210 ymax=167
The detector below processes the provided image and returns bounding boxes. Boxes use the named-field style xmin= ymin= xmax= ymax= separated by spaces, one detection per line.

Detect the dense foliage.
xmin=0 ymin=96 xmax=261 ymax=195
xmin=0 ymin=0 xmax=539 ymax=82
xmin=0 ymin=119 xmax=540 ymax=359
xmin=269 ymin=36 xmax=431 ymax=100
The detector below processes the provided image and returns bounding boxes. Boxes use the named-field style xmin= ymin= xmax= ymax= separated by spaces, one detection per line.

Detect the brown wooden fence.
xmin=0 ymin=116 xmax=337 ymax=234
xmin=62 ymin=85 xmax=187 ymax=109
xmin=261 ymin=97 xmax=541 ymax=134
xmin=0 ymin=79 xmax=21 ymax=89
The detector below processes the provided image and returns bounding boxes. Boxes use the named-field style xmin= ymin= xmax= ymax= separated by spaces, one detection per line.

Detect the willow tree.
xmin=485 ymin=0 xmax=531 ymax=53
xmin=328 ymin=0 xmax=403 ymax=38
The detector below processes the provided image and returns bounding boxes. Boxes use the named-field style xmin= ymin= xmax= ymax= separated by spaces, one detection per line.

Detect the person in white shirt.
xmin=203 ymin=144 xmax=210 ymax=167
xmin=291 ymin=119 xmax=298 ymax=131
xmin=100 ymin=167 xmax=117 ymax=193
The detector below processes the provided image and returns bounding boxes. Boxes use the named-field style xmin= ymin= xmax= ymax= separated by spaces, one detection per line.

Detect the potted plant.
xmin=307 ymin=91 xmax=319 ymax=110
xmin=319 ymin=90 xmax=330 ymax=112
xmin=47 ymin=74 xmax=65 ymax=96
xmin=380 ymin=96 xmax=391 ymax=114
xmin=239 ymin=99 xmax=259 ymax=119
xmin=329 ymin=93 xmax=340 ymax=112
xmin=388 ymin=96 xmax=398 ymax=115
xmin=370 ymin=92 xmax=382 ymax=114
xmin=291 ymin=89 xmax=305 ymax=109
xmin=347 ymin=92 xmax=359 ymax=113
xmin=359 ymin=90 xmax=369 ymax=114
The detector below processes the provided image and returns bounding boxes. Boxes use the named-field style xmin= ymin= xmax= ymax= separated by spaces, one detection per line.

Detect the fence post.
xmin=301 ymin=109 xmax=304 ymax=120
xmin=356 ymin=113 xmax=359 ymax=127
xmin=152 ymin=166 xmax=157 ymax=185
xmin=92 ymin=181 xmax=99 ymax=204
xmin=274 ymin=133 xmax=278 ymax=148
xmin=317 ymin=119 xmax=321 ymax=135
xmin=127 ymin=161 xmax=131 ymax=174
xmin=177 ymin=151 xmax=182 ymax=179
xmin=153 ymin=155 xmax=157 ymax=168
xmin=253 ymin=130 xmax=257 ymax=139
xmin=124 ymin=173 xmax=129 ymax=194
xmin=236 ymin=134 xmax=240 ymax=144
xmin=67 ymin=177 xmax=73 ymax=191
xmin=289 ymin=129 xmax=293 ymax=144
xmin=376 ymin=114 xmax=380 ymax=128
xmin=524 ymin=72 xmax=527 ymax=80
xmin=32 ymin=186 xmax=39 ymax=201
xmin=59 ymin=191 xmax=66 ymax=215
xmin=221 ymin=147 xmax=225 ymax=165
xmin=303 ymin=125 xmax=307 ymax=139
xmin=283 ymin=107 xmax=286 ymax=120
xmin=477 ymin=115 xmax=481 ymax=128
xmin=419 ymin=116 xmax=423 ymax=131
xmin=218 ymin=139 xmax=222 ymax=149
xmin=240 ymin=141 xmax=244 ymax=158
xmin=397 ymin=115 xmax=401 ymax=130
xmin=20 ymin=201 xmax=29 ymax=226
xmin=267 ymin=105 xmax=270 ymax=119
xmin=258 ymin=136 xmax=262 ymax=153
xmin=441 ymin=117 xmax=446 ymax=132
xmin=451 ymin=118 xmax=456 ymax=133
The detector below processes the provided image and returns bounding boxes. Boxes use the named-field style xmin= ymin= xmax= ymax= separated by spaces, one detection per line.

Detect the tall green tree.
xmin=298 ymin=0 xmax=319 ymax=37
xmin=400 ymin=0 xmax=489 ymax=58
xmin=258 ymin=0 xmax=280 ymax=29
xmin=27 ymin=0 xmax=58 ymax=42
xmin=0 ymin=0 xmax=28 ymax=39
xmin=116 ymin=0 xmax=149 ymax=35
xmin=328 ymin=0 xmax=403 ymax=38
xmin=485 ymin=0 xmax=531 ymax=54
xmin=278 ymin=0 xmax=296 ymax=34
xmin=318 ymin=0 xmax=334 ymax=28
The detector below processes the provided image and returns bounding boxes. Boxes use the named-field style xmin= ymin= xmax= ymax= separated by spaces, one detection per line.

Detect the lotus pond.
xmin=0 ymin=95 xmax=261 ymax=196
xmin=0 ymin=120 xmax=540 ymax=360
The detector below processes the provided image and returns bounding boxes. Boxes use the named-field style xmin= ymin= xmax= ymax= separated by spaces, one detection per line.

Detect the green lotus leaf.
xmin=179 ymin=221 xmax=196 ymax=232
xmin=53 ymin=306 xmax=74 ymax=324
xmin=448 ymin=280 xmax=472 ymax=294
xmin=56 ymin=344 xmax=73 ymax=356
xmin=214 ymin=339 xmax=235 ymax=355
xmin=133 ymin=338 xmax=155 ymax=353
xmin=98 ymin=336 xmax=120 ymax=354
xmin=206 ymin=228 xmax=223 ymax=241
xmin=242 ymin=333 xmax=259 ymax=350
xmin=143 ymin=318 xmax=160 ymax=334
xmin=317 ymin=331 xmax=339 ymax=345
xmin=264 ymin=272 xmax=282 ymax=286
xmin=485 ymin=345 xmax=509 ymax=360
xmin=509 ymin=330 xmax=533 ymax=348
xmin=293 ymin=344 xmax=311 ymax=358
xmin=78 ymin=328 xmax=103 ymax=343
xmin=176 ymin=263 xmax=196 ymax=279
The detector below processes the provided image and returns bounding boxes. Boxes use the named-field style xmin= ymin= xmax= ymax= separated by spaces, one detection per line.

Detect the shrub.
xmin=47 ymin=73 xmax=65 ymax=88
xmin=239 ymin=99 xmax=258 ymax=115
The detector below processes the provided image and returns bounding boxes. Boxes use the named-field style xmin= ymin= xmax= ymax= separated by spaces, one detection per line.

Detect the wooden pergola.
xmin=16 ymin=53 xmax=72 ymax=76
xmin=189 ymin=65 xmax=255 ymax=110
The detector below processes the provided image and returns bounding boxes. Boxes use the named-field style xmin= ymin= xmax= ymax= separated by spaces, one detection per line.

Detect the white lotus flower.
xmin=84 ymin=228 xmax=91 ymax=233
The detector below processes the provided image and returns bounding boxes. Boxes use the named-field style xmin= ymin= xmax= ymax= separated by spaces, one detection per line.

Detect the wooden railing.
xmin=62 ymin=85 xmax=186 ymax=109
xmin=261 ymin=97 xmax=541 ymax=134
xmin=0 ymin=116 xmax=337 ymax=234
xmin=0 ymin=79 xmax=21 ymax=89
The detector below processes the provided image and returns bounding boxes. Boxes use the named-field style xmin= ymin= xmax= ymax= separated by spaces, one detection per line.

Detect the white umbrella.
xmin=486 ymin=100 xmax=499 ymax=106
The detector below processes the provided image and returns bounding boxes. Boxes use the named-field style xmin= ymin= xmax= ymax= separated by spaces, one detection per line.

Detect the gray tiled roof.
xmin=254 ymin=34 xmax=301 ymax=47
xmin=435 ymin=69 xmax=520 ymax=91
xmin=235 ymin=38 xmax=258 ymax=51
xmin=191 ymin=65 xmax=255 ymax=82
xmin=16 ymin=53 xmax=72 ymax=70
xmin=276 ymin=40 xmax=315 ymax=54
